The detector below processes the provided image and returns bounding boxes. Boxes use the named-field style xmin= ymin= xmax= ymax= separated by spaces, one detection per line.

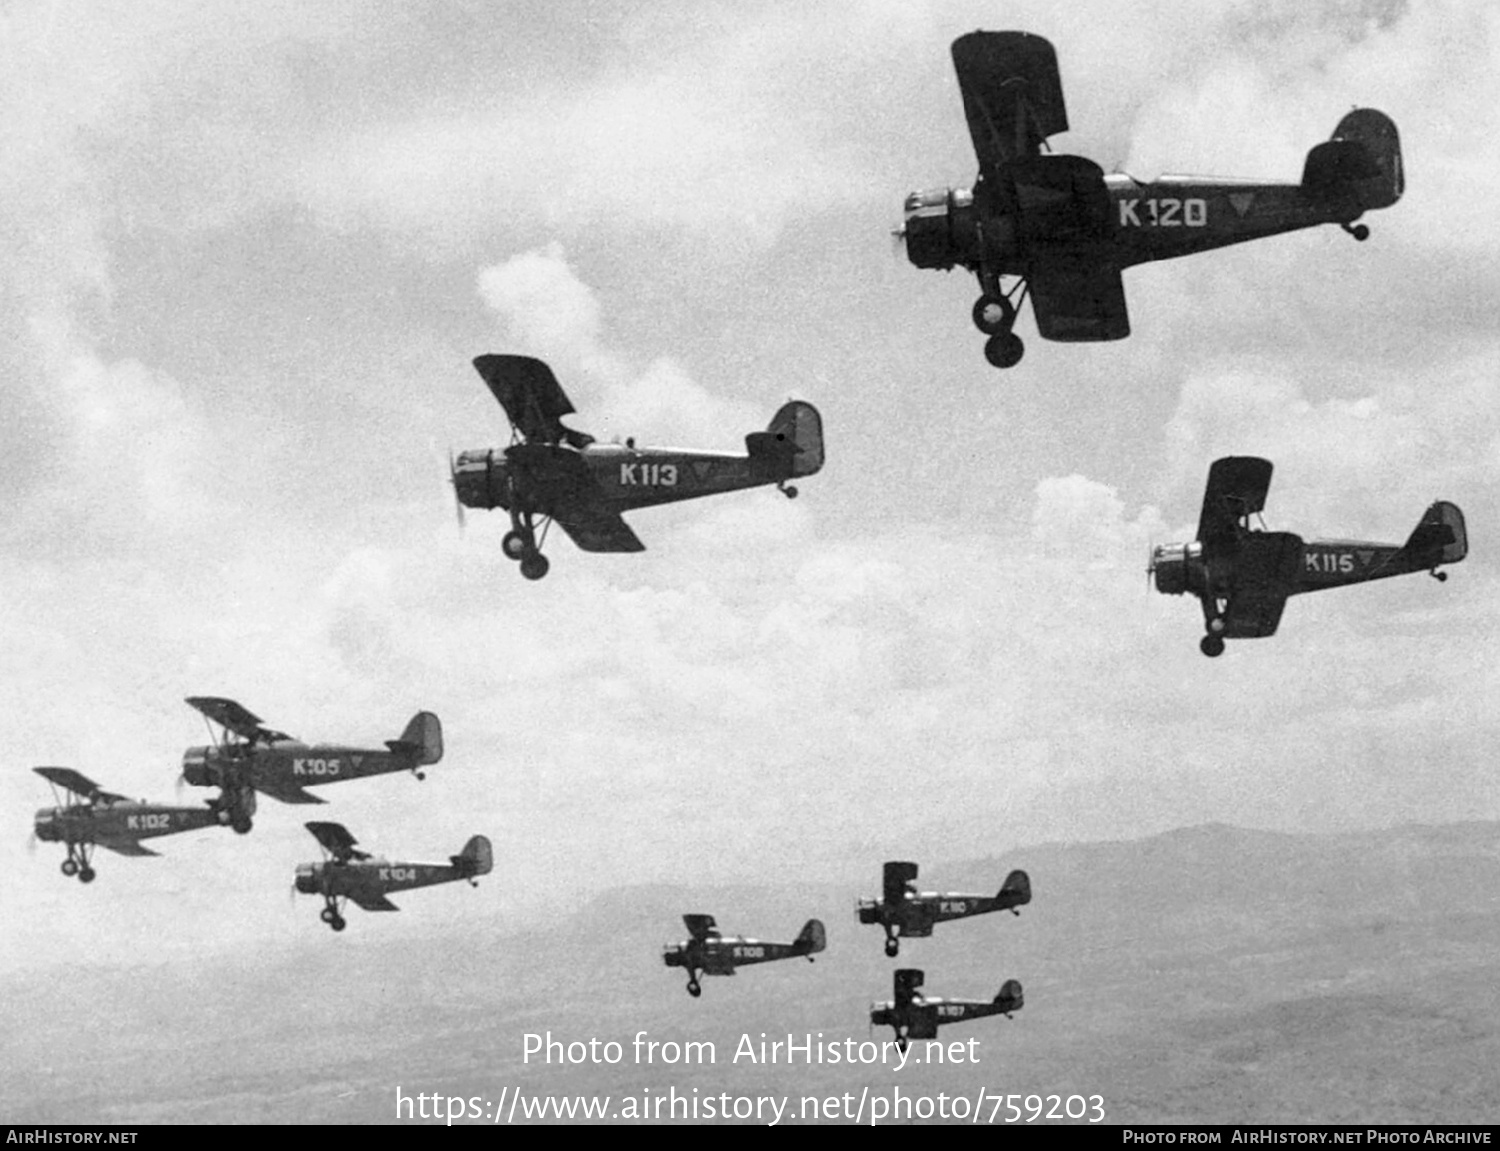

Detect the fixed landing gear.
xmin=319 ymin=903 xmax=347 ymax=932
xmin=1200 ymin=635 xmax=1226 ymax=658
xmin=686 ymin=976 xmax=702 ymax=998
xmin=231 ymin=813 xmax=253 ymax=835
xmin=884 ymin=936 xmax=900 ymax=959
xmin=973 ymin=280 xmax=1027 ymax=369
xmin=61 ymin=845 xmax=96 ymax=882
xmin=1342 ymin=222 xmax=1370 ymax=242
xmin=505 ymin=517 xmax=552 ymax=580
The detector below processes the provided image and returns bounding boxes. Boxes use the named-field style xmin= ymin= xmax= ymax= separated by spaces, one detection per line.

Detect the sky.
xmin=1 ymin=0 xmax=1498 ymax=974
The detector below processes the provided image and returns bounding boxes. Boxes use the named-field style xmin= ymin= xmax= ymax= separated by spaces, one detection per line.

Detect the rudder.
xmin=998 ymin=868 xmax=1031 ymax=908
xmin=747 ymin=401 xmax=824 ymax=479
xmin=455 ymin=834 xmax=493 ymax=877
xmin=795 ymin=918 xmax=827 ymax=954
xmin=391 ymin=711 xmax=444 ymax=765
xmin=1403 ymin=501 xmax=1467 ymax=567
xmin=1302 ymin=108 xmax=1403 ymax=212
xmin=995 ymin=978 xmax=1024 ymax=1013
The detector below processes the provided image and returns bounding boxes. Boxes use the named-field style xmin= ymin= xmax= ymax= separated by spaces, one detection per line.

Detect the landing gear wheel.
xmin=520 ymin=553 xmax=550 ymax=581
xmin=1200 ymin=635 xmax=1226 ymax=658
xmin=896 ymin=1035 xmax=910 ymax=1054
xmin=884 ymin=938 xmax=900 ymax=958
xmin=79 ymin=867 xmax=96 ymax=884
xmin=61 ymin=859 xmax=79 ymax=877
xmin=415 ymin=770 xmax=426 ymax=781
xmin=972 ymin=294 xmax=1015 ymax=336
xmin=231 ymin=814 xmax=253 ymax=834
xmin=984 ymin=332 xmax=1025 ymax=369
xmin=502 ymin=531 xmax=529 ymax=561
xmin=1207 ymin=616 xmax=1226 ymax=635
xmin=687 ymin=980 xmax=702 ymax=998
xmin=1345 ymin=223 xmax=1370 ymax=241
xmin=320 ymin=908 xmax=335 ymax=924
xmin=330 ymin=915 xmax=347 ymax=932
xmin=781 ymin=485 xmax=798 ymax=500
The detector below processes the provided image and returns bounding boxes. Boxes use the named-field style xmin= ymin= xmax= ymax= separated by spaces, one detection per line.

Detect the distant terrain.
xmin=4 ymin=821 xmax=1497 ymax=1125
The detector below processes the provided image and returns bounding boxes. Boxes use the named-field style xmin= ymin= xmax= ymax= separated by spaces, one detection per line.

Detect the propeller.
xmin=1145 ymin=544 xmax=1157 ymax=594
xmin=447 ymin=449 xmax=466 ymax=531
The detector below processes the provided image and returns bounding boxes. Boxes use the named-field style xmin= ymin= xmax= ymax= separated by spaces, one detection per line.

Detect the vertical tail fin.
xmin=746 ymin=401 xmax=824 ymax=479
xmin=895 ymin=968 xmax=925 ymax=1006
xmin=994 ymin=978 xmax=1024 ymax=1013
xmin=794 ymin=918 xmax=827 ymax=955
xmin=1302 ymin=108 xmax=1403 ymax=212
xmin=452 ymin=834 xmax=493 ymax=877
xmin=389 ymin=711 xmax=444 ymax=765
xmin=997 ymin=868 xmax=1031 ymax=910
xmin=1401 ymin=501 xmax=1467 ymax=567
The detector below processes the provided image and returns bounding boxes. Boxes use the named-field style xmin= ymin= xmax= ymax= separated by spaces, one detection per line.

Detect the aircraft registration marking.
xmin=1304 ymin=552 xmax=1355 ymax=574
xmin=294 ymin=758 xmax=342 ymax=776
xmin=127 ymin=813 xmax=173 ymax=830
xmin=938 ymin=1005 xmax=969 ymax=1018
xmin=731 ymin=945 xmax=766 ymax=959
xmin=939 ymin=900 xmax=971 ymax=914
xmin=1118 ymin=198 xmax=1207 ymax=227
xmin=620 ymin=463 xmax=678 ymax=487
xmin=380 ymin=867 xmax=417 ymax=882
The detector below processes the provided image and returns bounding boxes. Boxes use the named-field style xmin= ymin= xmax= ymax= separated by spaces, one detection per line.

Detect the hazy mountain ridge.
xmin=4 ymin=820 xmax=1497 ymax=1123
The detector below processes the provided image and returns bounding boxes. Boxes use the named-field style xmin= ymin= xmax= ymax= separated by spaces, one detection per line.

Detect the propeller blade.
xmin=447 ymin=449 xmax=466 ymax=531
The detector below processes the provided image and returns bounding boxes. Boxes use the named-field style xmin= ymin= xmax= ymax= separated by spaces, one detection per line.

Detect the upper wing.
xmin=683 ymin=914 xmax=717 ymax=941
xmin=553 ymin=507 xmax=646 ymax=553
xmin=184 ymin=697 xmax=293 ymax=744
xmin=254 ymin=776 xmax=328 ymax=805
xmin=883 ymin=861 xmax=918 ymax=906
xmin=33 ymin=766 xmax=125 ymax=803
xmin=1029 ymin=260 xmax=1130 ymax=343
xmin=473 ymin=355 xmax=579 ymax=443
xmin=1197 ymin=458 xmax=1274 ymax=549
xmin=305 ymin=820 xmax=360 ymax=860
xmin=1222 ymin=531 xmax=1303 ymax=639
xmin=99 ymin=839 xmax=160 ymax=857
xmin=951 ymin=32 xmax=1068 ymax=170
xmin=348 ymin=892 xmax=400 ymax=912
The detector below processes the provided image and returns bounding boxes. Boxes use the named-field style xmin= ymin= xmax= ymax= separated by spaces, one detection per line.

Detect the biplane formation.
xmin=1151 ymin=457 xmax=1466 ymax=656
xmin=295 ymin=821 xmax=493 ymax=932
xmin=450 ymin=354 xmax=824 ymax=579
xmin=180 ymin=696 xmax=443 ymax=830
xmin=663 ymin=914 xmax=827 ymax=997
xmin=870 ymin=969 xmax=1024 ymax=1052
xmin=899 ymin=31 xmax=1403 ymax=367
xmin=858 ymin=861 xmax=1031 ymax=957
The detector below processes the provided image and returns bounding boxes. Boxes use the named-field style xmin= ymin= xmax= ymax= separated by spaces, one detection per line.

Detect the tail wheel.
xmin=330 ymin=915 xmax=347 ymax=932
xmin=61 ymin=858 xmax=79 ymax=877
xmin=984 ymin=332 xmax=1025 ymax=369
xmin=687 ymin=980 xmax=702 ymax=998
xmin=79 ymin=867 xmax=96 ymax=884
xmin=502 ymin=531 xmax=529 ymax=561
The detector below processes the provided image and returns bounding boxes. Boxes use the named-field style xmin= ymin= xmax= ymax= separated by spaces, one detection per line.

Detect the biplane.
xmin=870 ymin=969 xmax=1024 ymax=1053
xmin=180 ymin=697 xmax=443 ymax=830
xmin=898 ymin=31 xmax=1404 ymax=368
xmin=294 ymin=821 xmax=493 ymax=932
xmin=858 ymin=861 xmax=1031 ymax=957
xmin=32 ymin=766 xmax=230 ymax=882
xmin=1151 ymin=457 xmax=1467 ymax=657
xmin=662 ymin=914 xmax=827 ymax=997
xmin=450 ymin=355 xmax=824 ymax=579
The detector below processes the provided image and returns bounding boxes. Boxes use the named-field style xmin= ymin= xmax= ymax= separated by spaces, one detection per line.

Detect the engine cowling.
xmin=900 ymin=187 xmax=979 ymax=271
xmin=452 ymin=449 xmax=511 ymax=511
xmin=1150 ymin=541 xmax=1203 ymax=596
xmin=180 ymin=746 xmax=218 ymax=788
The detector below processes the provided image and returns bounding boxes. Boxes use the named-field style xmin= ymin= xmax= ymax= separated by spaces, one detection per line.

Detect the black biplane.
xmin=450 ymin=355 xmax=824 ymax=579
xmin=662 ymin=914 xmax=827 ymax=997
xmin=870 ymin=969 xmax=1024 ymax=1053
xmin=1151 ymin=457 xmax=1467 ymax=657
xmin=858 ymin=861 xmax=1031 ymax=957
xmin=899 ymin=31 xmax=1404 ymax=368
xmin=180 ymin=697 xmax=443 ymax=831
xmin=32 ymin=767 xmax=230 ymax=882
xmin=294 ymin=821 xmax=493 ymax=932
